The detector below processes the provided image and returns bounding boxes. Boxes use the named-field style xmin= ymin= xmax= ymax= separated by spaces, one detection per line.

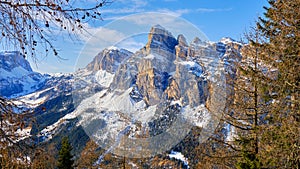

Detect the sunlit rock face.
xmin=175 ymin=34 xmax=189 ymax=60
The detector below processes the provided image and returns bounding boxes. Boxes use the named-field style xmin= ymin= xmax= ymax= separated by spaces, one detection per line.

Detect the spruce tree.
xmin=228 ymin=33 xmax=265 ymax=169
xmin=254 ymin=0 xmax=300 ymax=167
xmin=57 ymin=137 xmax=74 ymax=169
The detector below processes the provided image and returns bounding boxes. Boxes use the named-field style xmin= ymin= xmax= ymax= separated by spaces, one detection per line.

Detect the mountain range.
xmin=0 ymin=25 xmax=243 ymax=167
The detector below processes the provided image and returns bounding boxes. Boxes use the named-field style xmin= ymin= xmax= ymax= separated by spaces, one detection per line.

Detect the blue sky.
xmin=11 ymin=0 xmax=269 ymax=73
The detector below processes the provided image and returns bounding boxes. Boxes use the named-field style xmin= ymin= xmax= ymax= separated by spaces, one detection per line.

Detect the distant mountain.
xmin=0 ymin=51 xmax=46 ymax=98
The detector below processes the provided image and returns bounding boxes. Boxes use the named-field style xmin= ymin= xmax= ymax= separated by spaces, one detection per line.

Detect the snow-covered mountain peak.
xmin=106 ymin=46 xmax=119 ymax=51
xmin=1 ymin=26 xmax=244 ymax=161
xmin=219 ymin=37 xmax=241 ymax=45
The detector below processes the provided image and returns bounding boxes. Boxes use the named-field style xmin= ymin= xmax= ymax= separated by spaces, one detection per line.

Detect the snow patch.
xmin=176 ymin=61 xmax=203 ymax=77
xmin=95 ymin=70 xmax=115 ymax=87
xmin=220 ymin=37 xmax=243 ymax=46
xmin=144 ymin=53 xmax=166 ymax=61
xmin=169 ymin=150 xmax=189 ymax=168
xmin=182 ymin=104 xmax=210 ymax=128
xmin=170 ymin=100 xmax=182 ymax=106
xmin=15 ymin=127 xmax=32 ymax=142
xmin=225 ymin=124 xmax=237 ymax=142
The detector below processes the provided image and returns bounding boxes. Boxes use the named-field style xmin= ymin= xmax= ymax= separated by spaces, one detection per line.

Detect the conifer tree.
xmin=253 ymin=0 xmax=300 ymax=167
xmin=57 ymin=137 xmax=74 ymax=169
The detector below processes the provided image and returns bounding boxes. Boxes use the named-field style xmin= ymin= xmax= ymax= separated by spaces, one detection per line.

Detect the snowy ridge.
xmin=15 ymin=127 xmax=32 ymax=142
xmin=13 ymin=87 xmax=54 ymax=108
xmin=220 ymin=37 xmax=243 ymax=46
xmin=107 ymin=46 xmax=119 ymax=51
xmin=39 ymin=112 xmax=77 ymax=141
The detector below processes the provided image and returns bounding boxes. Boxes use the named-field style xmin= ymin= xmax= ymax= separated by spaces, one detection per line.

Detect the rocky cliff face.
xmin=175 ymin=34 xmax=189 ymax=60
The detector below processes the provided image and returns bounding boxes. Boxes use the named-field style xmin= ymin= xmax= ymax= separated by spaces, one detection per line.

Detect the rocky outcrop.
xmin=136 ymin=68 xmax=161 ymax=105
xmin=175 ymin=34 xmax=188 ymax=60
xmin=164 ymin=78 xmax=180 ymax=100
xmin=173 ymin=62 xmax=207 ymax=107
xmin=188 ymin=37 xmax=219 ymax=59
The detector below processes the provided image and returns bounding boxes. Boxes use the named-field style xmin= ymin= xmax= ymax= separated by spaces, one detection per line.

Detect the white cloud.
xmin=196 ymin=8 xmax=233 ymax=13
xmin=102 ymin=15 xmax=126 ymax=21
xmin=101 ymin=8 xmax=145 ymax=14
xmin=81 ymin=26 xmax=126 ymax=44
xmin=131 ymin=0 xmax=148 ymax=8
xmin=74 ymin=26 xmax=128 ymax=69
xmin=101 ymin=9 xmax=186 ymax=21
xmin=121 ymin=12 xmax=209 ymax=42
xmin=114 ymin=0 xmax=148 ymax=8
xmin=99 ymin=0 xmax=148 ymax=16
xmin=100 ymin=7 xmax=232 ymax=21
xmin=123 ymin=12 xmax=179 ymax=26
xmin=116 ymin=38 xmax=145 ymax=52
xmin=155 ymin=8 xmax=191 ymax=17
